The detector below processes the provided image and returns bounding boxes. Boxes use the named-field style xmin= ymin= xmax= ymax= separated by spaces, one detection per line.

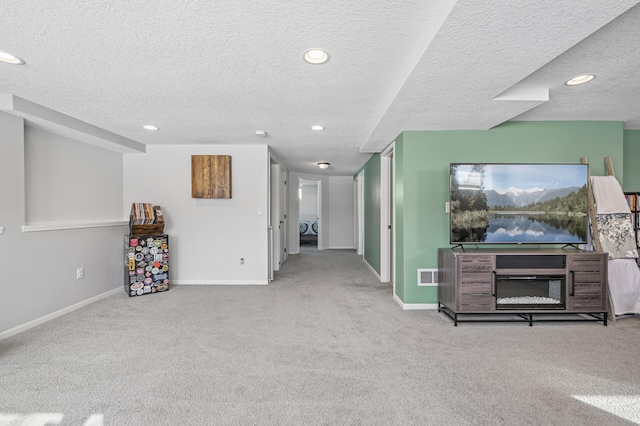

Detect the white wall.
xmin=25 ymin=127 xmax=123 ymax=223
xmin=123 ymin=145 xmax=269 ymax=284
xmin=299 ymin=181 xmax=318 ymax=222
xmin=328 ymin=176 xmax=355 ymax=249
xmin=0 ymin=114 xmax=127 ymax=336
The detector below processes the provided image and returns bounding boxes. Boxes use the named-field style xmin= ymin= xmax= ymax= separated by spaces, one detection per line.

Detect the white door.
xmin=279 ymin=166 xmax=287 ymax=265
xmin=270 ymin=164 xmax=288 ymax=271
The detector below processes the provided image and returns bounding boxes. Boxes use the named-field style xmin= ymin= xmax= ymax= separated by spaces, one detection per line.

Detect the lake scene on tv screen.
xmin=450 ymin=163 xmax=588 ymax=244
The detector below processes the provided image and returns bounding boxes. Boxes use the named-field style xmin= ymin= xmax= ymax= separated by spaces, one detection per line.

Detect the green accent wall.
xmin=624 ymin=130 xmax=640 ymax=191
xmin=396 ymin=121 xmax=624 ymax=304
xmin=361 ymin=153 xmax=381 ymax=274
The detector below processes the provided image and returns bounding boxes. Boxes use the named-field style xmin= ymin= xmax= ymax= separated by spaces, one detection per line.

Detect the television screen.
xmin=449 ymin=163 xmax=589 ymax=244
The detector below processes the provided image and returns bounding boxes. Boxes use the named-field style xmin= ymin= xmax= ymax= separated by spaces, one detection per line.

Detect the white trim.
xmin=355 ymin=171 xmax=364 ymax=256
xmin=0 ymin=287 xmax=121 ymax=341
xmin=393 ymin=293 xmax=438 ymax=310
xmin=172 ymin=280 xmax=269 ymax=285
xmin=22 ymin=220 xmax=128 ymax=233
xmin=380 ymin=145 xmax=393 ymax=283
xmin=0 ymin=226 xmax=4 ymax=234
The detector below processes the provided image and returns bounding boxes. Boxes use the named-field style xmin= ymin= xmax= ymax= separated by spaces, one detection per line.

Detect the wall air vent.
xmin=418 ymin=269 xmax=438 ymax=287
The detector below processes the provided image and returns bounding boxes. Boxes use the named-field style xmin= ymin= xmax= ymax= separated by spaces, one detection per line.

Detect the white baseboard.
xmin=0 ymin=287 xmax=121 ymax=341
xmin=172 ymin=280 xmax=269 ymax=285
xmin=393 ymin=293 xmax=438 ymax=310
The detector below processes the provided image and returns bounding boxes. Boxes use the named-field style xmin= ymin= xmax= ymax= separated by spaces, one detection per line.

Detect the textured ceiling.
xmin=1 ymin=1 xmax=639 ymax=175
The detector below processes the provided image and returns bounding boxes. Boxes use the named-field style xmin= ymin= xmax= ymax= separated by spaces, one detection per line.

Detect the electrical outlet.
xmin=240 ymin=258 xmax=245 ymax=265
xmin=76 ymin=267 xmax=84 ymax=279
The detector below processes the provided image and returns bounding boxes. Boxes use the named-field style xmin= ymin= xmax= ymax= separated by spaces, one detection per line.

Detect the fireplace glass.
xmin=495 ymin=275 xmax=566 ymax=310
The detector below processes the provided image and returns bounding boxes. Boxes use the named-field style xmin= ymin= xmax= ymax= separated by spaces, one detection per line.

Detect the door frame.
xmin=380 ymin=143 xmax=394 ymax=284
xmin=289 ymin=173 xmax=324 ymax=254
xmin=355 ymin=171 xmax=364 ymax=256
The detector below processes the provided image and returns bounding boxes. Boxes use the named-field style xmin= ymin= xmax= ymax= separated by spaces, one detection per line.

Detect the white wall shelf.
xmin=22 ymin=220 xmax=128 ymax=233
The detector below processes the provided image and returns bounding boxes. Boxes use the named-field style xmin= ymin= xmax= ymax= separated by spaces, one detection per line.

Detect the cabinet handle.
xmin=569 ymin=270 xmax=575 ymax=296
xmin=492 ymin=271 xmax=496 ymax=298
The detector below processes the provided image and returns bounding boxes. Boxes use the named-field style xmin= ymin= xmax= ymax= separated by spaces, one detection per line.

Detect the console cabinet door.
xmin=457 ymin=255 xmax=494 ymax=312
xmin=567 ymin=253 xmax=607 ymax=311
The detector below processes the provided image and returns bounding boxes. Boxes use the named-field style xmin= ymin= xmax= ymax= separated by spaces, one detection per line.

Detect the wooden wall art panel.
xmin=191 ymin=155 xmax=232 ymax=199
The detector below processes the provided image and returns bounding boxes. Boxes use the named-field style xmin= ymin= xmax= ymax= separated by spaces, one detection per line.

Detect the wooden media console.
xmin=437 ymin=248 xmax=608 ymax=326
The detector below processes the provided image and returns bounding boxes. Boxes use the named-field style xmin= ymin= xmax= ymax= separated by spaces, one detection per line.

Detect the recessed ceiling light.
xmin=318 ymin=162 xmax=330 ymax=169
xmin=142 ymin=125 xmax=159 ymax=131
xmin=0 ymin=50 xmax=25 ymax=65
xmin=565 ymin=74 xmax=596 ymax=86
xmin=303 ymin=48 xmax=330 ymax=65
xmin=310 ymin=125 xmax=325 ymax=131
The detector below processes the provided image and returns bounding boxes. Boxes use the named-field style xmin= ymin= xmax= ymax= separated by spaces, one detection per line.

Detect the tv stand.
xmin=437 ymin=247 xmax=608 ymax=326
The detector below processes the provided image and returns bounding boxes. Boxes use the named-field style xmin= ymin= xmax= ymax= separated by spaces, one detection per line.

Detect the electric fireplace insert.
xmin=495 ymin=274 xmax=566 ymax=310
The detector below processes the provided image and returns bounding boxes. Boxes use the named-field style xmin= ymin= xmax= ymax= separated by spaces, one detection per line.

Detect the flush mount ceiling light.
xmin=310 ymin=125 xmax=325 ymax=131
xmin=303 ymin=48 xmax=330 ymax=65
xmin=255 ymin=130 xmax=267 ymax=137
xmin=318 ymin=162 xmax=330 ymax=169
xmin=142 ymin=124 xmax=159 ymax=131
xmin=0 ymin=50 xmax=25 ymax=65
xmin=565 ymin=74 xmax=596 ymax=86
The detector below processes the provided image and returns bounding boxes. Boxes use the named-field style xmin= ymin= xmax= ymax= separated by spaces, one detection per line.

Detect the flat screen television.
xmin=449 ymin=163 xmax=589 ymax=245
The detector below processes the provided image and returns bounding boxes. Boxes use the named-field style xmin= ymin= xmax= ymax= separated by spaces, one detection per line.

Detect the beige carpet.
xmin=1 ymin=246 xmax=639 ymax=425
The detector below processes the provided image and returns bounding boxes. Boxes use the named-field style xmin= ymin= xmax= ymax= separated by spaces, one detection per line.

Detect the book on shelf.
xmin=625 ymin=193 xmax=637 ymax=211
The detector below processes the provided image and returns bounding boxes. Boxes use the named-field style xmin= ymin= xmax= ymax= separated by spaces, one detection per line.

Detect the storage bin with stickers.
xmin=124 ymin=203 xmax=169 ymax=297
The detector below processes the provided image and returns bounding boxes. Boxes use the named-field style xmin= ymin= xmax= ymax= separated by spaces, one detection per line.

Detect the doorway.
xmin=299 ymin=178 xmax=320 ymax=250
xmin=270 ymin=161 xmax=287 ymax=273
xmin=380 ymin=144 xmax=394 ymax=287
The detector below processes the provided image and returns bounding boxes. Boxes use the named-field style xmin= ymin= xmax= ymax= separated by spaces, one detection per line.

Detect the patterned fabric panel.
xmin=299 ymin=222 xmax=309 ymax=234
xmin=596 ymin=213 xmax=639 ymax=259
xmin=299 ymin=221 xmax=318 ymax=235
